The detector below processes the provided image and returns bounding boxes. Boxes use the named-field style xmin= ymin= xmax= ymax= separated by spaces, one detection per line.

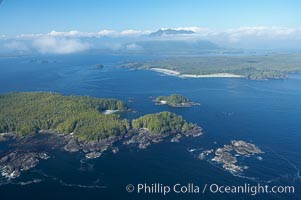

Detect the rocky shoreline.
xmin=0 ymin=131 xmax=264 ymax=179
xmin=151 ymin=94 xmax=200 ymax=108
xmin=195 ymin=140 xmax=263 ymax=174
xmin=0 ymin=126 xmax=203 ymax=179
xmin=154 ymin=100 xmax=200 ymax=108
xmin=0 ymin=151 xmax=50 ymax=179
xmin=124 ymin=126 xmax=202 ymax=149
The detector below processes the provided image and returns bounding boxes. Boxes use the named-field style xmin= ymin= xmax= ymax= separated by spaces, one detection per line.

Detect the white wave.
xmin=58 ymin=180 xmax=106 ymax=189
xmin=36 ymin=170 xmax=106 ymax=189
xmin=188 ymin=148 xmax=197 ymax=152
xmin=265 ymin=147 xmax=301 ymax=182
xmin=15 ymin=179 xmax=43 ymax=186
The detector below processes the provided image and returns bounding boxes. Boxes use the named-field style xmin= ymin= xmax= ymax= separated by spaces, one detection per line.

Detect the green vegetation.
xmin=132 ymin=111 xmax=196 ymax=134
xmin=155 ymin=94 xmax=190 ymax=106
xmin=123 ymin=53 xmax=301 ymax=80
xmin=0 ymin=92 xmax=129 ymax=140
xmin=0 ymin=92 xmax=198 ymax=140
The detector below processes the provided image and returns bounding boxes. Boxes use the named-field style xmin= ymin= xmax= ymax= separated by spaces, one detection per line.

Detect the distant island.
xmin=122 ymin=53 xmax=301 ymax=80
xmin=154 ymin=94 xmax=200 ymax=107
xmin=95 ymin=64 xmax=104 ymax=69
xmin=0 ymin=92 xmax=202 ymax=178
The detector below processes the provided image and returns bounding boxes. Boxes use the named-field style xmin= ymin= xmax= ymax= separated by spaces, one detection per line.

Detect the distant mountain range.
xmin=0 ymin=28 xmax=220 ymax=56
xmin=149 ymin=29 xmax=195 ymax=37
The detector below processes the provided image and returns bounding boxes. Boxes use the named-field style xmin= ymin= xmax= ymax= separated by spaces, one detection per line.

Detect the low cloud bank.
xmin=33 ymin=36 xmax=90 ymax=54
xmin=13 ymin=26 xmax=301 ymax=41
xmin=1 ymin=36 xmax=90 ymax=54
xmin=1 ymin=26 xmax=301 ymax=54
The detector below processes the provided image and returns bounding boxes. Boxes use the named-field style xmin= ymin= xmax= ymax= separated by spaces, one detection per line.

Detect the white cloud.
xmin=218 ymin=26 xmax=301 ymax=42
xmin=16 ymin=33 xmax=43 ymax=39
xmin=14 ymin=29 xmax=151 ymax=39
xmin=4 ymin=41 xmax=30 ymax=52
xmin=120 ymin=29 xmax=143 ymax=36
xmin=270 ymin=27 xmax=297 ymax=36
xmin=97 ymin=30 xmax=116 ymax=36
xmin=7 ymin=26 xmax=301 ymax=41
xmin=48 ymin=30 xmax=100 ymax=38
xmin=174 ymin=26 xmax=209 ymax=33
xmin=120 ymin=29 xmax=151 ymax=36
xmin=33 ymin=36 xmax=90 ymax=54
xmin=125 ymin=43 xmax=143 ymax=51
xmin=2 ymin=26 xmax=301 ymax=53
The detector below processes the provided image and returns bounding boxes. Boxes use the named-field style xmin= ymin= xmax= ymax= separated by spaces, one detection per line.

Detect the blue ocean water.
xmin=0 ymin=54 xmax=300 ymax=199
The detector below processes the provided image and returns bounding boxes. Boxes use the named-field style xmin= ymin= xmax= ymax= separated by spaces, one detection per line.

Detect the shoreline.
xmin=150 ymin=68 xmax=244 ymax=78
xmin=102 ymin=109 xmax=118 ymax=114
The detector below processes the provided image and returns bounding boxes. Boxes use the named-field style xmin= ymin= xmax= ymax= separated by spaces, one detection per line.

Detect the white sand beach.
xmin=102 ymin=110 xmax=118 ymax=114
xmin=150 ymin=68 xmax=180 ymax=76
xmin=150 ymin=68 xmax=244 ymax=78
xmin=180 ymin=73 xmax=244 ymax=78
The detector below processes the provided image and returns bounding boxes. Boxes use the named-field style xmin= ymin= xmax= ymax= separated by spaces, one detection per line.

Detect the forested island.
xmin=133 ymin=111 xmax=197 ymax=134
xmin=0 ymin=92 xmax=129 ymax=140
xmin=123 ymin=53 xmax=301 ymax=80
xmin=154 ymin=94 xmax=200 ymax=107
xmin=0 ymin=92 xmax=202 ymax=178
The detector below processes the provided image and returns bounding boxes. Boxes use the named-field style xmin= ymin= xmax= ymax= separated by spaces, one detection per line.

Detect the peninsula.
xmin=122 ymin=53 xmax=301 ymax=80
xmin=0 ymin=92 xmax=202 ymax=179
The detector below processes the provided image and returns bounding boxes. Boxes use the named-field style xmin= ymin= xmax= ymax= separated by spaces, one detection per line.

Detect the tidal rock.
xmin=231 ymin=140 xmax=263 ymax=156
xmin=171 ymin=134 xmax=182 ymax=143
xmin=112 ymin=147 xmax=119 ymax=154
xmin=197 ymin=149 xmax=213 ymax=160
xmin=124 ymin=126 xmax=203 ymax=150
xmin=0 ymin=151 xmax=49 ymax=179
xmin=0 ymin=133 xmax=16 ymax=142
xmin=81 ymin=136 xmax=120 ymax=153
xmin=95 ymin=64 xmax=104 ymax=69
xmin=85 ymin=152 xmax=101 ymax=159
xmin=182 ymin=127 xmax=203 ymax=137
xmin=211 ymin=140 xmax=263 ymax=173
xmin=64 ymin=138 xmax=81 ymax=152
xmin=123 ymin=129 xmax=167 ymax=149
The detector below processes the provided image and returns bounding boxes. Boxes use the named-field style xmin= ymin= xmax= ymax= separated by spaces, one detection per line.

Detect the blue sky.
xmin=0 ymin=0 xmax=300 ymax=35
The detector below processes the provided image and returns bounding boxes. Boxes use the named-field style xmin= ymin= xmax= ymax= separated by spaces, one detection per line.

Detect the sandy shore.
xmin=102 ymin=110 xmax=118 ymax=114
xmin=150 ymin=68 xmax=180 ymax=76
xmin=181 ymin=73 xmax=244 ymax=78
xmin=150 ymin=68 xmax=244 ymax=78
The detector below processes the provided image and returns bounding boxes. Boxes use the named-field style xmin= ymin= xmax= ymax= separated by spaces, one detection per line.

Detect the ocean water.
xmin=0 ymin=54 xmax=300 ymax=199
